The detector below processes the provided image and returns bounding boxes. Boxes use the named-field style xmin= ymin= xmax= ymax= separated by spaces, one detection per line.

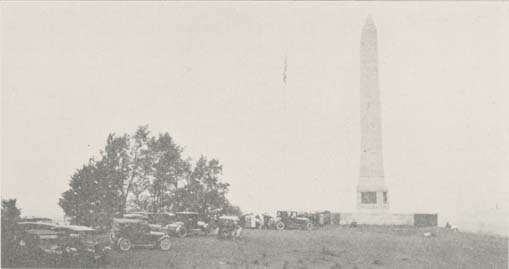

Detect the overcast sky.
xmin=1 ymin=2 xmax=508 ymax=235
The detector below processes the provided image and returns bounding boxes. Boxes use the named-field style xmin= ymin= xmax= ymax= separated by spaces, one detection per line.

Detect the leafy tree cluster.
xmin=59 ymin=126 xmax=239 ymax=227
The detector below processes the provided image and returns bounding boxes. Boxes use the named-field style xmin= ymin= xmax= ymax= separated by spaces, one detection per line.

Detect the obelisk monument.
xmin=357 ymin=16 xmax=389 ymax=211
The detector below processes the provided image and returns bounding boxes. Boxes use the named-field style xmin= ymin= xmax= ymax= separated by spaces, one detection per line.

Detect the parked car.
xmin=16 ymin=228 xmax=65 ymax=267
xmin=241 ymin=213 xmax=263 ymax=229
xmin=15 ymin=222 xmax=108 ymax=268
xmin=133 ymin=212 xmax=176 ymax=227
xmin=312 ymin=211 xmax=332 ymax=226
xmin=126 ymin=211 xmax=177 ymax=231
xmin=110 ymin=218 xmax=172 ymax=251
xmin=52 ymin=225 xmax=110 ymax=268
xmin=166 ymin=212 xmax=210 ymax=238
xmin=274 ymin=211 xmax=313 ymax=231
xmin=217 ymin=216 xmax=241 ymax=239
xmin=122 ymin=213 xmax=165 ymax=232
xmin=261 ymin=214 xmax=276 ymax=229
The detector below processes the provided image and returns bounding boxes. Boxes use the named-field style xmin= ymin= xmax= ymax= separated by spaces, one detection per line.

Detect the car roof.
xmin=53 ymin=225 xmax=95 ymax=232
xmin=20 ymin=217 xmax=53 ymax=222
xmin=176 ymin=211 xmax=198 ymax=215
xmin=24 ymin=229 xmax=60 ymax=235
xmin=113 ymin=218 xmax=146 ymax=224
xmin=124 ymin=213 xmax=150 ymax=220
xmin=17 ymin=222 xmax=58 ymax=228
xmin=219 ymin=216 xmax=239 ymax=221
xmin=18 ymin=222 xmax=96 ymax=232
xmin=131 ymin=211 xmax=176 ymax=216
xmin=154 ymin=212 xmax=175 ymax=216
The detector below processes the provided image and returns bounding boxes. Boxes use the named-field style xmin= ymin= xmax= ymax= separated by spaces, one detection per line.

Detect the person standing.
xmin=235 ymin=216 xmax=245 ymax=239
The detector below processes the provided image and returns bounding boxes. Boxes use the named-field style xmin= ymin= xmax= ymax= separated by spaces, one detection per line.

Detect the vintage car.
xmin=217 ymin=216 xmax=241 ymax=239
xmin=110 ymin=218 xmax=172 ymax=251
xmin=124 ymin=211 xmax=177 ymax=232
xmin=262 ymin=214 xmax=276 ymax=229
xmin=310 ymin=211 xmax=332 ymax=226
xmin=241 ymin=213 xmax=264 ymax=229
xmin=16 ymin=228 xmax=65 ymax=267
xmin=15 ymin=222 xmax=109 ymax=268
xmin=274 ymin=211 xmax=313 ymax=231
xmin=52 ymin=225 xmax=110 ymax=268
xmin=166 ymin=212 xmax=210 ymax=238
xmin=130 ymin=211 xmax=176 ymax=227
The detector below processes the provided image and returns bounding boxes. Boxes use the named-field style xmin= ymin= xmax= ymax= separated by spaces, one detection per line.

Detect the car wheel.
xmin=177 ymin=227 xmax=187 ymax=238
xmin=159 ymin=238 xmax=172 ymax=251
xmin=118 ymin=238 xmax=132 ymax=251
xmin=305 ymin=222 xmax=313 ymax=231
xmin=276 ymin=221 xmax=285 ymax=231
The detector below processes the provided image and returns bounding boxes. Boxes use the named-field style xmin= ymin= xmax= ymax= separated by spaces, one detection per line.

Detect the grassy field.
xmin=104 ymin=225 xmax=507 ymax=269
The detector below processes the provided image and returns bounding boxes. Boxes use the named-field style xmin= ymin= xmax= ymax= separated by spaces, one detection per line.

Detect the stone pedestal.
xmin=357 ymin=177 xmax=389 ymax=211
xmin=340 ymin=212 xmax=414 ymax=226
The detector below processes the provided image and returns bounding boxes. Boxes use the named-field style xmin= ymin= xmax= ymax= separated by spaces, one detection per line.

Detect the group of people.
xmin=239 ymin=214 xmax=275 ymax=230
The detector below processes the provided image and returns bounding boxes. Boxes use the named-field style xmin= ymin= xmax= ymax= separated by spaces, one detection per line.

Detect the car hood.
xmin=149 ymin=231 xmax=166 ymax=237
xmin=149 ymin=224 xmax=163 ymax=230
xmin=167 ymin=222 xmax=184 ymax=229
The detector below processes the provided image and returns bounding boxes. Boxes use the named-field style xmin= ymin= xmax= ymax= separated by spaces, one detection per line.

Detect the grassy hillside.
xmin=105 ymin=225 xmax=508 ymax=268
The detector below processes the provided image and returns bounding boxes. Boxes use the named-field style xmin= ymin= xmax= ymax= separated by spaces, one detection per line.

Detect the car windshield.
xmin=176 ymin=214 xmax=196 ymax=222
xmin=153 ymin=214 xmax=174 ymax=224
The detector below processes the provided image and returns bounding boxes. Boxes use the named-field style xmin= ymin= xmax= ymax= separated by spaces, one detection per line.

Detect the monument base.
xmin=338 ymin=212 xmax=438 ymax=226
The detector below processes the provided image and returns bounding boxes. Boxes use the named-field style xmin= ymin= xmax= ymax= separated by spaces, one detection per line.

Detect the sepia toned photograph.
xmin=1 ymin=1 xmax=508 ymax=268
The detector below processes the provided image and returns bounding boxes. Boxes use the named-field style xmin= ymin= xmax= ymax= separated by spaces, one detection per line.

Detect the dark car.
xmin=14 ymin=223 xmax=109 ymax=268
xmin=110 ymin=218 xmax=172 ymax=251
xmin=124 ymin=212 xmax=177 ymax=232
xmin=166 ymin=212 xmax=210 ymax=238
xmin=309 ymin=211 xmax=332 ymax=226
xmin=274 ymin=211 xmax=313 ymax=231
xmin=16 ymin=228 xmax=64 ymax=267
xmin=52 ymin=225 xmax=110 ymax=268
xmin=217 ymin=216 xmax=241 ymax=240
xmin=130 ymin=212 xmax=176 ymax=227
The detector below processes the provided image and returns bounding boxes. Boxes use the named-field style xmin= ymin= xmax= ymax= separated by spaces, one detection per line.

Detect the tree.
xmin=95 ymin=125 xmax=152 ymax=216
xmin=58 ymin=159 xmax=119 ymax=227
xmin=59 ymin=126 xmax=153 ymax=225
xmin=1 ymin=198 xmax=21 ymax=221
xmin=1 ymin=199 xmax=22 ymax=267
xmin=59 ymin=125 xmax=241 ymax=227
xmin=99 ymin=132 xmax=131 ymax=217
xmin=222 ymin=204 xmax=243 ymax=216
xmin=145 ymin=133 xmax=190 ymax=212
xmin=121 ymin=126 xmax=153 ymax=215
xmin=180 ymin=156 xmax=230 ymax=214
